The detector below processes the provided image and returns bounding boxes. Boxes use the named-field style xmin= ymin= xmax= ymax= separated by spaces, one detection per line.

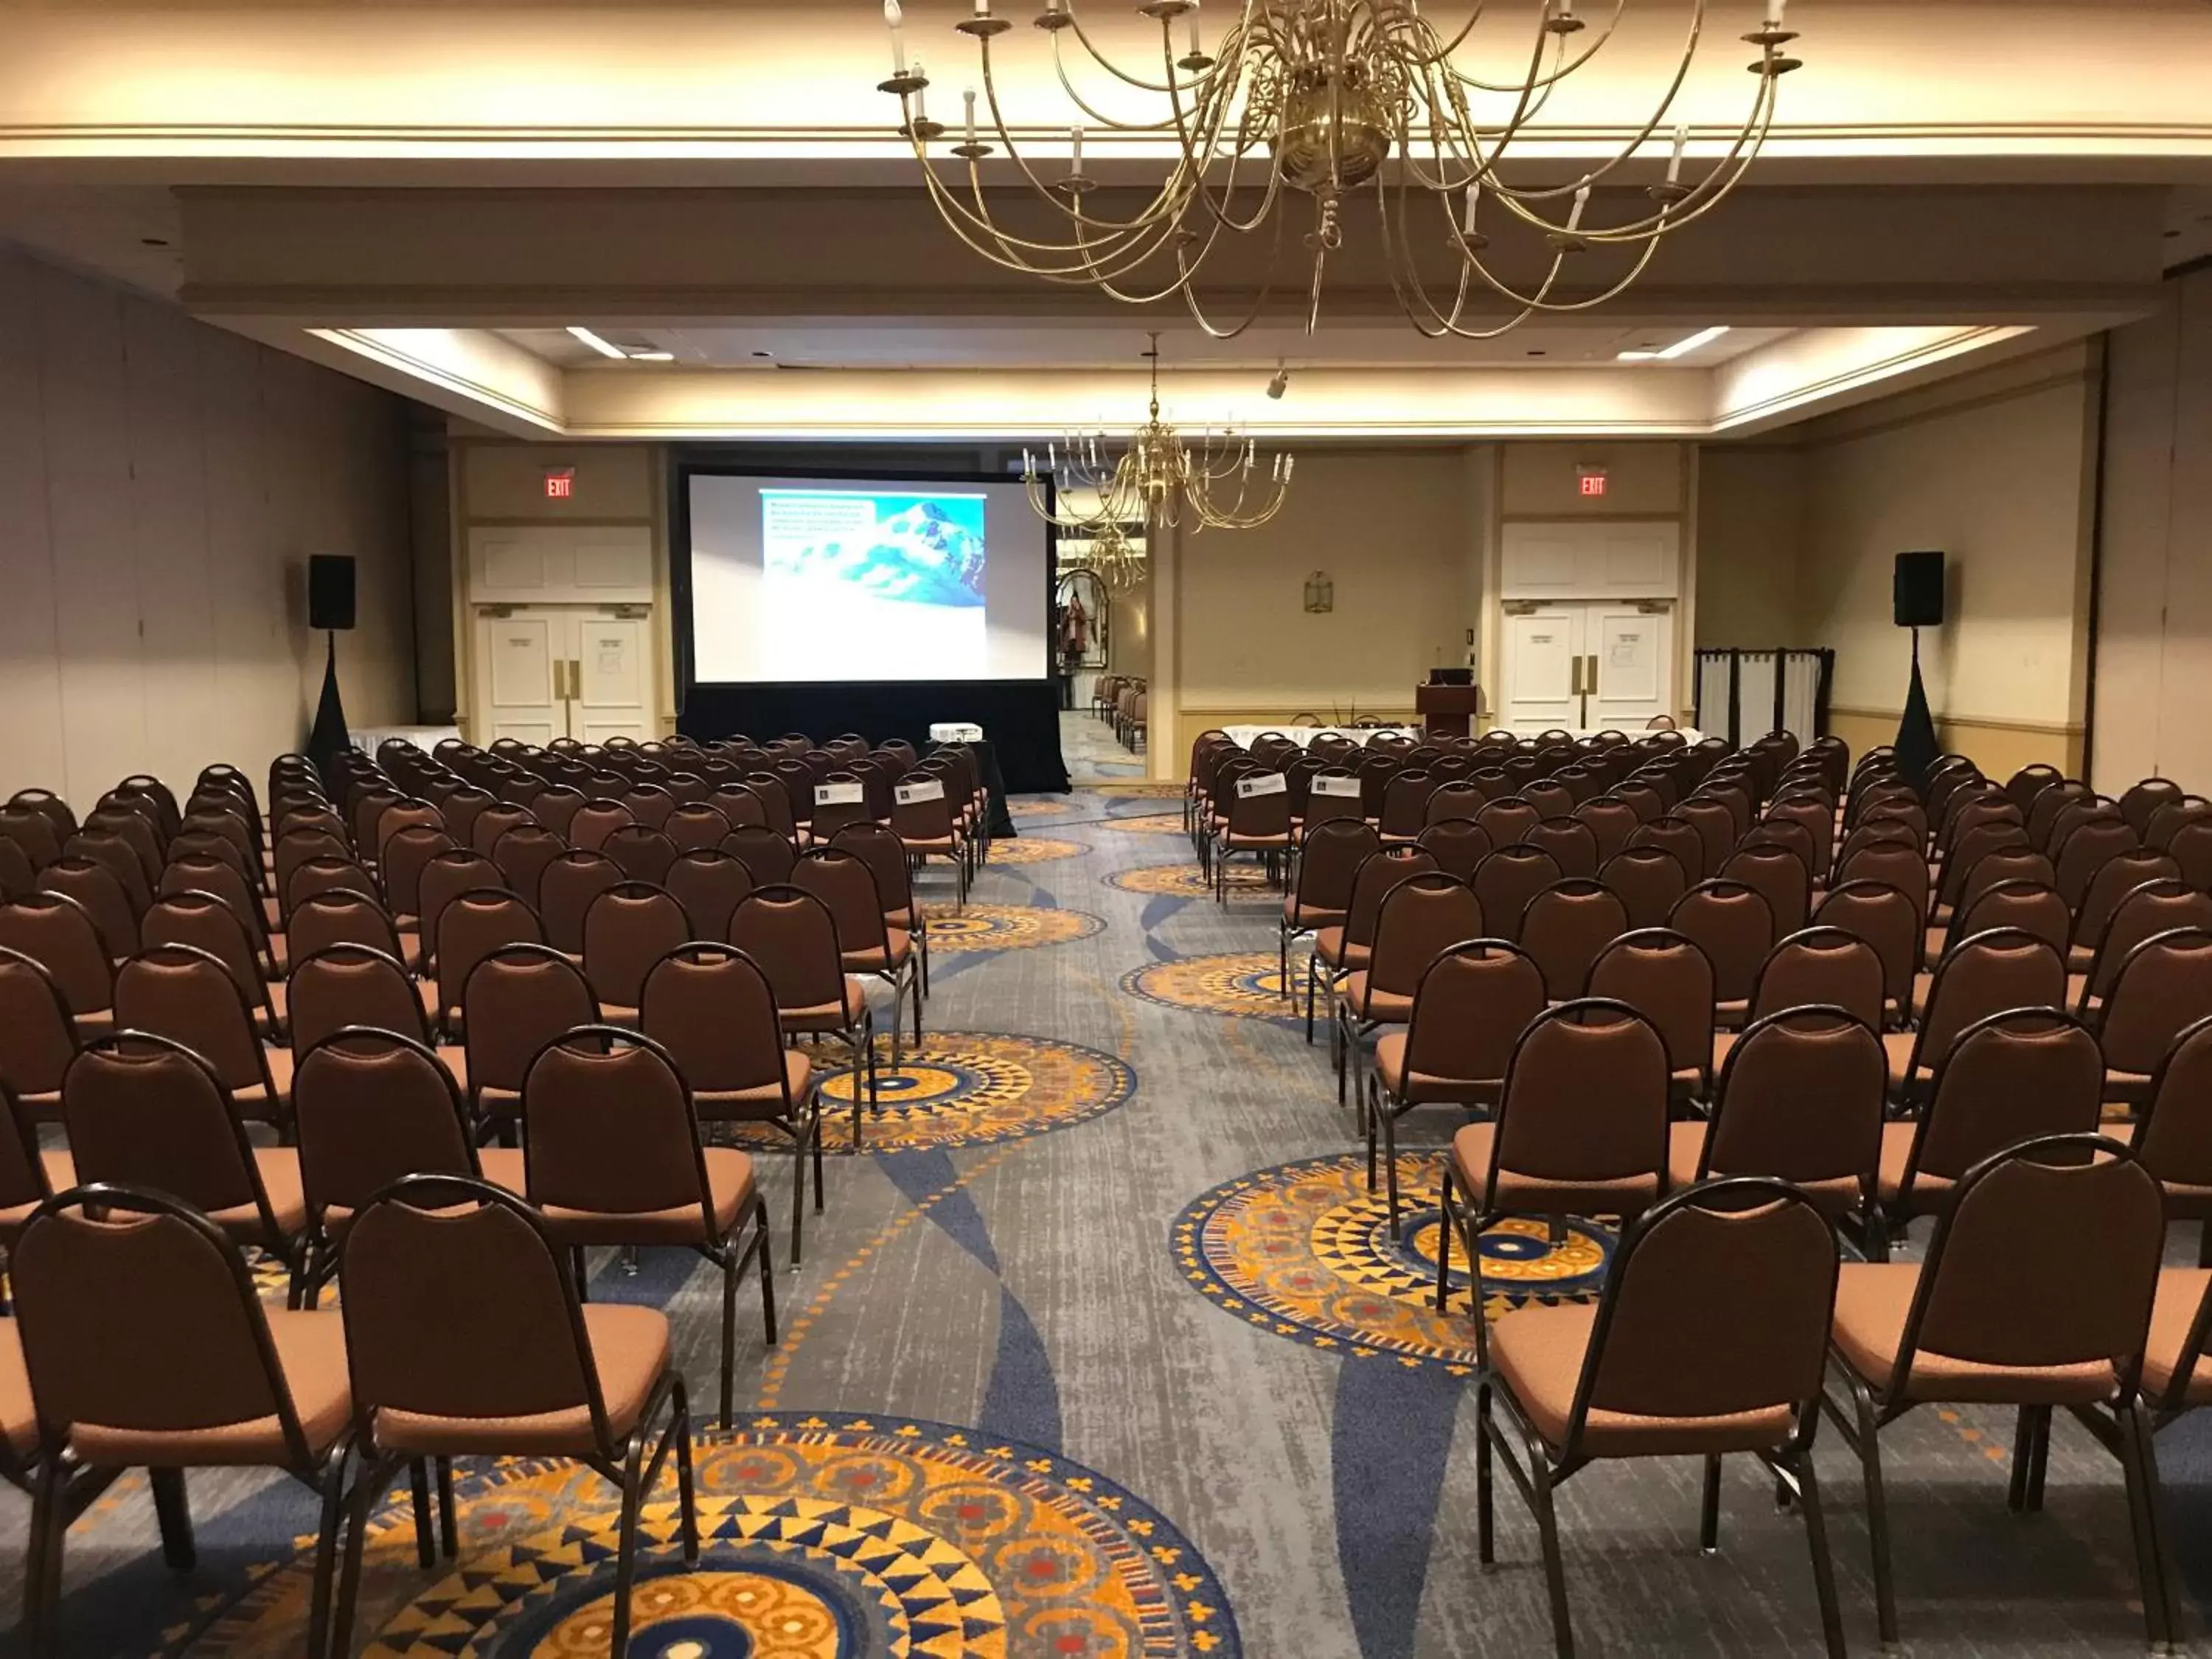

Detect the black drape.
xmin=1895 ymin=630 xmax=1941 ymax=793
xmin=678 ymin=680 xmax=1071 ymax=794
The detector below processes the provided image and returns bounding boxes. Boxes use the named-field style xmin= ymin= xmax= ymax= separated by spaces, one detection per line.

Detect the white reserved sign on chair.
xmin=895 ymin=779 xmax=945 ymax=804
xmin=1310 ymin=775 xmax=1363 ymax=798
xmin=815 ymin=782 xmax=866 ymax=807
xmin=1236 ymin=773 xmax=1289 ymax=799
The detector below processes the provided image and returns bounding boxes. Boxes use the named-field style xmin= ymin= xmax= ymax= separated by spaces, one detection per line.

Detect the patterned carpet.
xmin=13 ymin=712 xmax=2212 ymax=1657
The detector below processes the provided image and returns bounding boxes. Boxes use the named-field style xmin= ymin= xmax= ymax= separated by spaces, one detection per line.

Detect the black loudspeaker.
xmin=308 ymin=554 xmax=357 ymax=632
xmin=1893 ymin=550 xmax=1945 ymax=629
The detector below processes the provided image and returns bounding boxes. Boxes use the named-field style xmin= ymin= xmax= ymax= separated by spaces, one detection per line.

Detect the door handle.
xmin=1571 ymin=655 xmax=1586 ymax=697
xmin=1585 ymin=654 xmax=1600 ymax=696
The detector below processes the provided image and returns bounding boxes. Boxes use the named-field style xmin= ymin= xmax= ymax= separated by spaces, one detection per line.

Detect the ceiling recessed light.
xmin=1618 ymin=324 xmax=1731 ymax=362
xmin=140 ymin=237 xmax=170 ymax=248
xmin=628 ymin=350 xmax=675 ymax=362
xmin=1526 ymin=349 xmax=1547 ymax=357
xmin=566 ymin=325 xmax=628 ymax=360
xmin=751 ymin=349 xmax=774 ymax=359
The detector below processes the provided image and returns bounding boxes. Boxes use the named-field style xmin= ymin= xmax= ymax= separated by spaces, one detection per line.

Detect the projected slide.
xmin=686 ymin=473 xmax=1048 ymax=684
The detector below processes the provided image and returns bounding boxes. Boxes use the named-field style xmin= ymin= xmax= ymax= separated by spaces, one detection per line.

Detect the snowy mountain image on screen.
xmin=770 ymin=498 xmax=987 ymax=608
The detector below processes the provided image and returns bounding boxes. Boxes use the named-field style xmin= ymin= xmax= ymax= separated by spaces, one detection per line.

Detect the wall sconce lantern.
xmin=1303 ymin=570 xmax=1335 ymax=614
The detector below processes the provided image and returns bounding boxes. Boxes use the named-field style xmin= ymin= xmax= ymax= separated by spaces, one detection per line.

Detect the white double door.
xmin=471 ymin=606 xmax=654 ymax=747
xmin=1498 ymin=599 xmax=1675 ymax=734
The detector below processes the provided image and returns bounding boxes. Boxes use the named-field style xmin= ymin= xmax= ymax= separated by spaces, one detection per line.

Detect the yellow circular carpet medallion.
xmin=919 ymin=905 xmax=1105 ymax=955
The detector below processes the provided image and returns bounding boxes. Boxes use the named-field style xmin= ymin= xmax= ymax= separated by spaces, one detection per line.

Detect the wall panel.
xmin=0 ymin=245 xmax=416 ymax=804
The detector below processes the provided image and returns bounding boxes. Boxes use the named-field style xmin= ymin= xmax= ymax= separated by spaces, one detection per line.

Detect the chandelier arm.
xmin=1373 ymin=166 xmax=1548 ymax=338
xmin=973 ymin=50 xmax=1208 ymax=238
xmin=902 ymin=121 xmax=1189 ymax=270
xmin=1165 ymin=27 xmax=1296 ymax=238
xmin=1052 ymin=0 xmax=1245 ymax=97
xmin=1435 ymin=0 xmax=1636 ymax=95
xmin=1173 ymin=204 xmax=1294 ymax=341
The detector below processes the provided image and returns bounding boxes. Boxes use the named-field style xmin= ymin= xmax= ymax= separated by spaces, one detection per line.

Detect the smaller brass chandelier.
xmin=1024 ymin=334 xmax=1293 ymax=536
xmin=1060 ymin=518 xmax=1149 ymax=591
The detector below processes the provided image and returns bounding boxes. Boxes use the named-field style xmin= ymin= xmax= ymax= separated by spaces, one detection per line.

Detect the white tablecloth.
xmin=352 ymin=725 xmax=462 ymax=754
xmin=1220 ymin=725 xmax=1421 ymax=749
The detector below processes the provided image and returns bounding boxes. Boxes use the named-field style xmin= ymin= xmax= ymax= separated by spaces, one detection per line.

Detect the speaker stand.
xmin=1895 ymin=624 xmax=1941 ymax=792
xmin=307 ymin=628 xmax=352 ymax=775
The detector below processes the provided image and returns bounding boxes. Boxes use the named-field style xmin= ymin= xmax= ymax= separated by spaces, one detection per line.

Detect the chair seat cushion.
xmin=536 ymin=1147 xmax=759 ymax=1247
xmin=1374 ymin=1032 xmax=1498 ymax=1107
xmin=843 ymin=929 xmax=914 ymax=974
xmin=372 ymin=1302 xmax=671 ymax=1457
xmin=1876 ymin=1121 xmax=1956 ymax=1209
xmin=69 ymin=1308 xmax=350 ymax=1467
xmin=1312 ymin=929 xmax=1370 ymax=974
xmin=1830 ymin=1262 xmax=2118 ymax=1405
xmin=695 ymin=1051 xmax=814 ymax=1122
xmin=1448 ymin=1124 xmax=1661 ymax=1220
xmin=1882 ymin=1029 xmax=1917 ymax=1091
xmin=1283 ymin=898 xmax=1346 ymax=932
xmin=1490 ymin=1301 xmax=1798 ymax=1457
xmin=2143 ymin=1268 xmax=2212 ymax=1406
xmin=780 ymin=978 xmax=870 ymax=1033
xmin=209 ymin=1147 xmax=309 ymax=1244
xmin=1339 ymin=972 xmax=1412 ymax=1024
xmin=1222 ymin=832 xmax=1290 ymax=851
xmin=0 ymin=1320 xmax=35 ymax=1460
xmin=0 ymin=1150 xmax=74 ymax=1242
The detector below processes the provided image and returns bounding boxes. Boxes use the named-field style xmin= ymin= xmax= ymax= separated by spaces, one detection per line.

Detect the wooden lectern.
xmin=1415 ymin=682 xmax=1484 ymax=739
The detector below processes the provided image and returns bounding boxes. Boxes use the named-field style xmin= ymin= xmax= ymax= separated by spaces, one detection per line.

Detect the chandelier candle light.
xmin=1023 ymin=332 xmax=1293 ymax=546
xmin=879 ymin=0 xmax=1801 ymax=338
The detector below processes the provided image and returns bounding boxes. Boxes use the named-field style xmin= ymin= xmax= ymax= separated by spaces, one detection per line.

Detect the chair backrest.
xmin=1912 ymin=927 xmax=2068 ymax=1078
xmin=487 ymin=823 xmax=569 ymax=908
xmin=664 ymin=803 xmax=733 ymax=855
xmin=1339 ymin=849 xmax=1439 ymax=949
xmin=0 ymin=804 xmax=65 ymax=872
xmin=2134 ymin=1015 xmax=2212 ymax=1194
xmin=1400 ymin=941 xmax=1546 ymax=1093
xmin=1764 ymin=795 xmax=1834 ymax=881
xmin=462 ymin=943 xmax=600 ymax=1096
xmin=113 ymin=946 xmax=271 ymax=1093
xmin=1666 ymin=879 xmax=1774 ymax=1004
xmin=1905 ymin=1009 xmax=2105 ymax=1187
xmin=1897 ymin=1135 xmax=2161 ymax=1393
xmin=1423 ymin=782 xmax=1485 ymax=827
xmin=568 ymin=799 xmax=636 ymax=851
xmin=1946 ymin=877 xmax=2070 ymax=961
xmin=1583 ymin=926 xmax=1714 ymax=1081
xmin=15 ymin=1184 xmax=316 ymax=1464
xmin=599 ymin=823 xmax=678 ymax=886
xmin=1521 ymin=816 xmax=1599 ymax=880
xmin=1674 ymin=796 xmax=1739 ymax=878
xmin=435 ymin=889 xmax=545 ymax=1023
xmin=1487 ymin=1000 xmax=1671 ymax=1189
xmin=141 ymin=890 xmax=270 ymax=1011
xmin=294 ymin=1029 xmax=476 ymax=1222
xmin=61 ymin=1035 xmax=276 ymax=1226
xmin=723 ymin=824 xmax=798 ymax=886
xmin=0 ymin=892 xmax=114 ymax=1019
xmin=71 ymin=824 xmax=157 ymax=904
xmin=1472 ymin=797 xmax=1540 ymax=849
xmin=1700 ymin=1008 xmax=1884 ymax=1203
xmin=640 ymin=944 xmax=792 ymax=1101
xmin=375 ymin=823 xmax=456 ymax=919
xmin=1410 ymin=819 xmax=1489 ymax=883
xmin=827 ymin=823 xmax=916 ymax=921
xmin=1597 ymin=845 xmax=1688 ymax=933
xmin=523 ymin=1028 xmax=712 ymax=1223
xmin=664 ymin=850 xmax=757 ymax=942
xmin=2073 ymin=848 xmax=2182 ymax=952
xmin=1571 ymin=797 xmax=1642 ymax=863
xmin=538 ymin=849 xmax=624 ymax=955
xmin=2087 ymin=882 xmax=2212 ymax=1001
xmin=1470 ymin=846 xmax=1562 ymax=945
xmin=467 ymin=803 xmax=538 ymax=860
xmin=38 ymin=857 xmax=141 ymax=958
xmin=1519 ymin=880 xmax=1630 ymax=1001
xmin=416 ymin=849 xmax=506 ymax=959
xmin=2053 ymin=815 xmax=2142 ymax=911
xmin=1719 ymin=844 xmax=1810 ymax=939
xmin=2148 ymin=796 xmax=2212 ymax=852
xmin=2099 ymin=927 xmax=2212 ymax=1077
xmin=729 ymin=886 xmax=849 ymax=1012
xmin=340 ymin=1175 xmax=619 ymax=1458
xmin=791 ymin=849 xmax=891 ymax=958
xmin=581 ymin=882 xmax=693 ymax=1011
xmin=287 ymin=944 xmax=431 ymax=1054
xmin=2119 ymin=777 xmax=2188 ymax=841
xmin=1812 ymin=878 xmax=1921 ymax=1012
xmin=529 ymin=785 xmax=590 ymax=839
xmin=1748 ymin=925 xmax=1885 ymax=1031
xmin=159 ymin=852 xmax=271 ymax=953
xmin=0 ymin=945 xmax=79 ymax=1100
xmin=1627 ymin=815 xmax=1706 ymax=884
xmin=1366 ymin=875 xmax=1485 ymax=998
xmin=1559 ymin=1179 xmax=1837 ymax=1457
xmin=1291 ymin=821 xmax=1382 ymax=917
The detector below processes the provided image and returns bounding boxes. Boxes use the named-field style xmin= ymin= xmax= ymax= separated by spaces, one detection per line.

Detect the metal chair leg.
xmin=151 ymin=1467 xmax=197 ymax=1570
xmin=1699 ymin=1453 xmax=1722 ymax=1554
xmin=1792 ymin=1450 xmax=1848 ymax=1659
xmin=1846 ymin=1376 xmax=1899 ymax=1646
xmin=1476 ymin=1381 xmax=1496 ymax=1565
xmin=1528 ymin=1448 xmax=1577 ymax=1659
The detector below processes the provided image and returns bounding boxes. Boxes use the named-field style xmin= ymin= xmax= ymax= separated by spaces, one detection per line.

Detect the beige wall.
xmin=2093 ymin=266 xmax=2212 ymax=796
xmin=1107 ymin=578 xmax=1152 ymax=681
xmin=0 ymin=244 xmax=414 ymax=804
xmin=1175 ymin=448 xmax=1481 ymax=733
xmin=1691 ymin=346 xmax=2098 ymax=774
xmin=1692 ymin=445 xmax=1804 ymax=647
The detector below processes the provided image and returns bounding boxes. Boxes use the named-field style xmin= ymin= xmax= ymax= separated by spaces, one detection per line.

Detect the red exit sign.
xmin=544 ymin=467 xmax=575 ymax=500
xmin=1577 ymin=469 xmax=1608 ymax=498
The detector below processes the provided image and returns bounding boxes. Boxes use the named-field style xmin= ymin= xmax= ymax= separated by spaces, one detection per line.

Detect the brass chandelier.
xmin=1023 ymin=333 xmax=1293 ymax=539
xmin=878 ymin=0 xmax=1801 ymax=338
xmin=1059 ymin=518 xmax=1150 ymax=589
